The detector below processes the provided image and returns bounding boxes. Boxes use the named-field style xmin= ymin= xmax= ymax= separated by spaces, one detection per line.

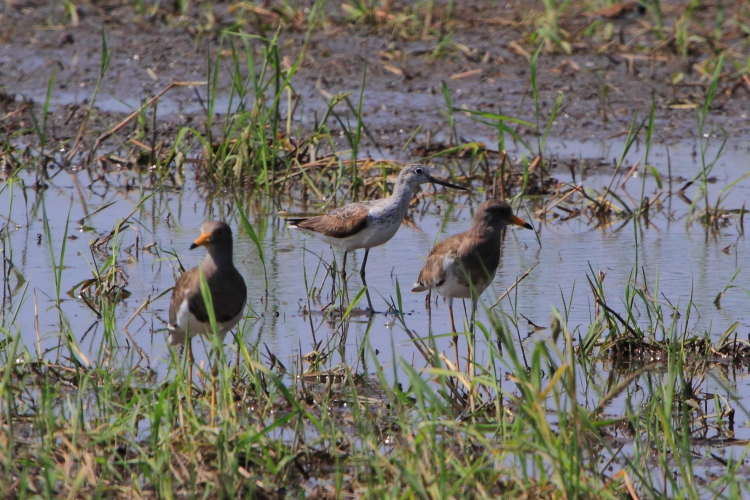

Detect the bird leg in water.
xmin=187 ymin=338 xmax=194 ymax=388
xmin=235 ymin=332 xmax=241 ymax=380
xmin=336 ymin=251 xmax=349 ymax=302
xmin=448 ymin=300 xmax=460 ymax=372
xmin=359 ymin=248 xmax=374 ymax=314
xmin=468 ymin=297 xmax=478 ymax=375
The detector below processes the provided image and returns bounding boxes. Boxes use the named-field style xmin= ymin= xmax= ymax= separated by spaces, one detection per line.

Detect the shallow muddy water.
xmin=3 ymin=135 xmax=750 ymax=405
xmin=4 ymin=70 xmax=750 ymax=500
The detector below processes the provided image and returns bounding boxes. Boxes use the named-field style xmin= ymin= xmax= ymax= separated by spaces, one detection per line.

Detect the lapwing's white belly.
xmin=168 ymin=299 xmax=243 ymax=345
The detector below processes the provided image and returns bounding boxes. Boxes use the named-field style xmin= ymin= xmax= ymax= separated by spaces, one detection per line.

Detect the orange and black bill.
xmin=190 ymin=232 xmax=212 ymax=250
xmin=510 ymin=215 xmax=533 ymax=230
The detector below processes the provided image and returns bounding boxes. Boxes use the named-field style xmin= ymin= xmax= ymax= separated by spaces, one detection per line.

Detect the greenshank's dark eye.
xmin=415 ymin=168 xmax=423 ymax=174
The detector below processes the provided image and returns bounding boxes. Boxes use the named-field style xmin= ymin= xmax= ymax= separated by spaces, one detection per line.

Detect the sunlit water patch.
xmin=2 ymin=139 xmax=749 ymax=423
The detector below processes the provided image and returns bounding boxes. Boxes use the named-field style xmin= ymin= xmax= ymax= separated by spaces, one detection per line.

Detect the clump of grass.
xmin=341 ymin=0 xmax=457 ymax=38
xmin=684 ymin=53 xmax=750 ymax=230
xmin=1 ymin=238 xmax=749 ymax=497
xmin=172 ymin=27 xmax=362 ymax=194
xmin=529 ymin=0 xmax=573 ymax=53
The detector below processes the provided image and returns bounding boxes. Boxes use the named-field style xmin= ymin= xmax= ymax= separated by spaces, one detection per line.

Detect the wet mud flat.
xmin=2 ymin=0 xmax=750 ymax=152
xmin=2 ymin=0 xmax=750 ymax=498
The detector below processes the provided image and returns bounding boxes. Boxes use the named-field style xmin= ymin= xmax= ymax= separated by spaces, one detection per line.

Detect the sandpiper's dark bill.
xmin=426 ymin=174 xmax=468 ymax=191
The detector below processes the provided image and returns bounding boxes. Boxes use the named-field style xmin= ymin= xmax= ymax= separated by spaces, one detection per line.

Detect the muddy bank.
xmin=2 ymin=0 xmax=750 ymax=158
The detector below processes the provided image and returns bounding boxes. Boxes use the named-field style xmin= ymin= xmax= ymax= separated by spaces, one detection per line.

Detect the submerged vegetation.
xmin=1 ymin=242 xmax=750 ymax=497
xmin=1 ymin=0 xmax=750 ymax=498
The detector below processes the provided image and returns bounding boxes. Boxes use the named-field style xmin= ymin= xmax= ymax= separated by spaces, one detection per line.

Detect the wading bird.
xmin=288 ymin=164 xmax=466 ymax=313
xmin=411 ymin=199 xmax=532 ymax=368
xmin=168 ymin=221 xmax=247 ymax=381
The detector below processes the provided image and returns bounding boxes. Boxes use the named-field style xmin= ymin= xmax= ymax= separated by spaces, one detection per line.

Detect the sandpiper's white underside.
xmin=294 ymin=214 xmax=402 ymax=252
xmin=414 ymin=254 xmax=494 ymax=302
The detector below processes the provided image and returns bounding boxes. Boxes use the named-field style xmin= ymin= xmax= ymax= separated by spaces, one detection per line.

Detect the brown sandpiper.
xmin=411 ymin=199 xmax=532 ymax=368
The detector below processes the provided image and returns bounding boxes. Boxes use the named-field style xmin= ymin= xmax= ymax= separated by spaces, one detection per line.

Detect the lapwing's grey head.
xmin=475 ymin=199 xmax=533 ymax=230
xmin=190 ymin=221 xmax=234 ymax=250
xmin=398 ymin=164 xmax=467 ymax=191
